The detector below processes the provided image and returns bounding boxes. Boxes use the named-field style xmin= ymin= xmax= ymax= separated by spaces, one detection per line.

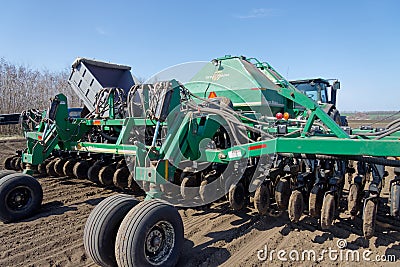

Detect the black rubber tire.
xmin=37 ymin=162 xmax=47 ymax=175
xmin=54 ymin=158 xmax=68 ymax=176
xmin=73 ymin=160 xmax=90 ymax=179
xmin=348 ymin=184 xmax=360 ymax=219
xmin=63 ymin=159 xmax=77 ymax=177
xmin=10 ymin=157 xmax=20 ymax=171
xmin=115 ymin=199 xmax=184 ymax=267
xmin=113 ymin=167 xmax=129 ymax=188
xmin=88 ymin=162 xmax=103 ymax=184
xmin=99 ymin=165 xmax=115 ymax=186
xmin=3 ymin=156 xmax=14 ymax=170
xmin=329 ymin=109 xmax=342 ymax=126
xmin=116 ymin=159 xmax=126 ymax=169
xmin=84 ymin=194 xmax=139 ymax=267
xmin=199 ymin=179 xmax=217 ymax=204
xmin=288 ymin=190 xmax=304 ymax=223
xmin=180 ymin=177 xmax=198 ymax=200
xmin=228 ymin=182 xmax=245 ymax=211
xmin=46 ymin=158 xmax=60 ymax=177
xmin=390 ymin=184 xmax=400 ymax=217
xmin=363 ymin=199 xmax=377 ymax=239
xmin=9 ymin=157 xmax=18 ymax=170
xmin=309 ymin=185 xmax=324 ymax=218
xmin=0 ymin=170 xmax=17 ymax=180
xmin=254 ymin=182 xmax=270 ymax=215
xmin=321 ymin=194 xmax=336 ymax=229
xmin=275 ymin=178 xmax=291 ymax=210
xmin=16 ymin=157 xmax=22 ymax=171
xmin=128 ymin=174 xmax=142 ymax=193
xmin=0 ymin=173 xmax=43 ymax=223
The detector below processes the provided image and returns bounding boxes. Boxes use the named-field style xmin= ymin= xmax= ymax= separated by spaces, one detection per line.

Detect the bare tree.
xmin=0 ymin=58 xmax=81 ymax=136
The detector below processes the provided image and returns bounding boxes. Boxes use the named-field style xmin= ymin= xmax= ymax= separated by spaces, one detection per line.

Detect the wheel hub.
xmin=15 ymin=194 xmax=23 ymax=202
xmin=145 ymin=221 xmax=175 ymax=265
xmin=146 ymin=229 xmax=163 ymax=253
xmin=6 ymin=187 xmax=31 ymax=210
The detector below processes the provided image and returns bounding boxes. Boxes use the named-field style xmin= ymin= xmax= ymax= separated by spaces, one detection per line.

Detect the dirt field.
xmin=347 ymin=120 xmax=390 ymax=129
xmin=0 ymin=136 xmax=400 ymax=266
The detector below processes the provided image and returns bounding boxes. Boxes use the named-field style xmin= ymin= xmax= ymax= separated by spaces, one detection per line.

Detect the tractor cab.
xmin=290 ymin=78 xmax=340 ymax=106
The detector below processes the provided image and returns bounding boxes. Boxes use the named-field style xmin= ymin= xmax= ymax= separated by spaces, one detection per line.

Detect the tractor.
xmin=290 ymin=78 xmax=347 ymax=126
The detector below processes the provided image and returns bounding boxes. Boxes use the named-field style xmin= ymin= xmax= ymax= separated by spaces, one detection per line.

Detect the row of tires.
xmin=205 ymin=174 xmax=380 ymax=239
xmin=1 ymin=154 xmax=143 ymax=224
xmin=226 ymin=180 xmax=340 ymax=227
xmin=4 ymin=155 xmax=142 ymax=192
xmin=179 ymin=175 xmax=341 ymax=230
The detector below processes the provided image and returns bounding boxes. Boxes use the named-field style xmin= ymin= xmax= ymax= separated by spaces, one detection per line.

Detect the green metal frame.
xmin=20 ymin=58 xmax=400 ymax=201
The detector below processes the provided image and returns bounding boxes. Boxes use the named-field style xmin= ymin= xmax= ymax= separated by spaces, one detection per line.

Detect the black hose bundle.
xmin=93 ymin=87 xmax=126 ymax=118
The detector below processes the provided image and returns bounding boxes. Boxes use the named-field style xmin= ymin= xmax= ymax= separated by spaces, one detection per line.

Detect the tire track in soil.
xmin=0 ymin=211 xmax=94 ymax=246
xmin=28 ymin=242 xmax=87 ymax=267
xmin=43 ymin=185 xmax=111 ymax=203
xmin=181 ymin=203 xmax=233 ymax=240
xmin=1 ymin=232 xmax=84 ymax=266
xmin=221 ymin=221 xmax=286 ymax=267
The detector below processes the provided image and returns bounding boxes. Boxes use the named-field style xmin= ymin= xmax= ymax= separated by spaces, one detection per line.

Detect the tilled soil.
xmin=0 ymin=139 xmax=399 ymax=266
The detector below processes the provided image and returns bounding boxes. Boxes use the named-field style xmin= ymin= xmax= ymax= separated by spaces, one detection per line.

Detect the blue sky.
xmin=1 ymin=0 xmax=399 ymax=111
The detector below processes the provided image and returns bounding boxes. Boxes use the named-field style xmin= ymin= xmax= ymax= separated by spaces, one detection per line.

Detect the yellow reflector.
xmin=283 ymin=112 xmax=290 ymax=120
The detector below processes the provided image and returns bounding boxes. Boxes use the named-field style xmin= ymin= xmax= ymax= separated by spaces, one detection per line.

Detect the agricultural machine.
xmin=1 ymin=55 xmax=400 ymax=266
xmin=290 ymin=78 xmax=348 ymax=126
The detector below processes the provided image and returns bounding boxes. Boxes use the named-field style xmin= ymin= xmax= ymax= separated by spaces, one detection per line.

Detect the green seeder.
xmin=2 ymin=55 xmax=400 ymax=266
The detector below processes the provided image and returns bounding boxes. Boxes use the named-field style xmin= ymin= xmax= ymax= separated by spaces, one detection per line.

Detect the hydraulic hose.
xmin=278 ymin=153 xmax=400 ymax=167
xmin=186 ymin=93 xmax=275 ymax=139
xmin=386 ymin=118 xmax=400 ymax=129
xmin=356 ymin=124 xmax=400 ymax=137
xmin=100 ymin=132 xmax=118 ymax=142
xmin=375 ymin=125 xmax=400 ymax=140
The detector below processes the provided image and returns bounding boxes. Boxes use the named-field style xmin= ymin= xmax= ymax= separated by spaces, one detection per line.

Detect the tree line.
xmin=0 ymin=58 xmax=81 ymax=136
